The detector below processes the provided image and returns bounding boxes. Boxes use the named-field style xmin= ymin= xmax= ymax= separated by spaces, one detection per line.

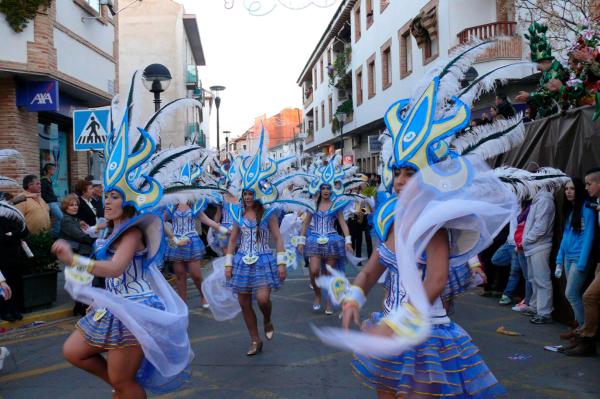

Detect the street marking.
xmin=190 ymin=331 xmax=240 ymax=344
xmin=278 ymin=331 xmax=316 ymax=341
xmin=0 ymin=361 xmax=71 ymax=383
xmin=248 ymin=388 xmax=289 ymax=399
xmin=286 ymin=351 xmax=347 ymax=367
xmin=0 ymin=330 xmax=69 ymax=346
xmin=271 ymin=294 xmax=311 ymax=304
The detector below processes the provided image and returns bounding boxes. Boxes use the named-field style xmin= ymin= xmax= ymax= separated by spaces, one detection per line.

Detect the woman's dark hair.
xmin=74 ymin=179 xmax=92 ymax=196
xmin=42 ymin=163 xmax=55 ymax=174
xmin=563 ymin=177 xmax=588 ymax=232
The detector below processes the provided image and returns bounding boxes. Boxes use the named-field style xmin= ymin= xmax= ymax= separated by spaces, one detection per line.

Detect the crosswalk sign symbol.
xmin=73 ymin=108 xmax=110 ymax=151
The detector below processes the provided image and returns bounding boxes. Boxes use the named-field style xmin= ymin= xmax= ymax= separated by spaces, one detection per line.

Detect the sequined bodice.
xmin=309 ymin=210 xmax=337 ymax=236
xmin=105 ymin=250 xmax=153 ymax=296
xmin=379 ymin=243 xmax=406 ymax=315
xmin=171 ymin=209 xmax=197 ymax=236
xmin=379 ymin=243 xmax=449 ymax=323
xmin=238 ymin=217 xmax=272 ymax=255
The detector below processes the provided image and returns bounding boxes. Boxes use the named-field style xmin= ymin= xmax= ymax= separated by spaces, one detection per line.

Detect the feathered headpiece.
xmin=104 ymin=73 xmax=209 ymax=211
xmin=381 ymin=38 xmax=527 ymax=193
xmin=236 ymin=126 xmax=297 ymax=206
xmin=494 ymin=166 xmax=571 ymax=200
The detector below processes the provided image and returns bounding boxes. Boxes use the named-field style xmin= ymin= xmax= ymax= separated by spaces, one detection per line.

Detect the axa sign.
xmin=16 ymin=80 xmax=60 ymax=112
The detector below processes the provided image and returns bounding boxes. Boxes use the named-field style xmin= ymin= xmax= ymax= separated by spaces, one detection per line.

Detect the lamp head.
xmin=142 ymin=64 xmax=172 ymax=93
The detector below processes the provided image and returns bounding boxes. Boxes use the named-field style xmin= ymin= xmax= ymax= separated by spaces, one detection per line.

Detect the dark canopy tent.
xmin=494 ymin=105 xmax=600 ymax=177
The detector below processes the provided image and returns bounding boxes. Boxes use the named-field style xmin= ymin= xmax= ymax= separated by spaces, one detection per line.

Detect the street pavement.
xmin=0 ymin=264 xmax=599 ymax=399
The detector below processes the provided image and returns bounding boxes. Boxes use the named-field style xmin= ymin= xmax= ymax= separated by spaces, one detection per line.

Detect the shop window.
xmin=38 ymin=122 xmax=69 ymax=199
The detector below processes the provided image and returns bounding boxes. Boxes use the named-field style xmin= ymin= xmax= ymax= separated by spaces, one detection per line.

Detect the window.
xmin=366 ymin=0 xmax=374 ymax=29
xmin=380 ymin=0 xmax=390 ymax=12
xmin=321 ymin=102 xmax=325 ymax=128
xmin=424 ymin=35 xmax=439 ymax=62
xmin=354 ymin=3 xmax=361 ymax=42
xmin=367 ymin=53 xmax=376 ymax=99
xmin=381 ymin=39 xmax=392 ymax=90
xmin=320 ymin=58 xmax=324 ymax=83
xmin=356 ymin=66 xmax=363 ymax=106
xmin=313 ymin=67 xmax=317 ymax=90
xmin=328 ymin=96 xmax=333 ymax=123
xmin=399 ymin=25 xmax=412 ymax=78
xmin=315 ymin=109 xmax=319 ymax=131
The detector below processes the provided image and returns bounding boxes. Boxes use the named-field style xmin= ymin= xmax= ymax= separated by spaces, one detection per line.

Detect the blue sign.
xmin=16 ymin=80 xmax=60 ymax=112
xmin=73 ymin=108 xmax=110 ymax=151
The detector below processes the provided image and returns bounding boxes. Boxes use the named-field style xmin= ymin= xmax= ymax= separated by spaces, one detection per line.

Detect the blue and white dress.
xmin=352 ymin=242 xmax=505 ymax=398
xmin=227 ymin=211 xmax=281 ymax=295
xmin=165 ymin=207 xmax=206 ymax=262
xmin=208 ymin=202 xmax=238 ymax=257
xmin=69 ymin=213 xmax=192 ymax=394
xmin=305 ymin=209 xmax=346 ymax=271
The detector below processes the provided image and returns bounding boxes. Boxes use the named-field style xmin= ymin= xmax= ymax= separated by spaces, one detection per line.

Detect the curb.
xmin=0 ymin=305 xmax=73 ymax=331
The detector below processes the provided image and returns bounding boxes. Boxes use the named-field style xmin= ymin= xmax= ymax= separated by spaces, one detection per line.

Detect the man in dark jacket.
xmin=41 ymin=163 xmax=62 ymax=237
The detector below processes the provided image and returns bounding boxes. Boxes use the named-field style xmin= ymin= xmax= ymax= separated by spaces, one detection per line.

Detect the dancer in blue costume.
xmin=297 ymin=157 xmax=359 ymax=314
xmin=166 ymin=199 xmax=229 ymax=307
xmin=313 ymin=39 xmax=532 ymax=398
xmin=224 ymin=128 xmax=292 ymax=356
xmin=51 ymin=73 xmax=210 ymax=398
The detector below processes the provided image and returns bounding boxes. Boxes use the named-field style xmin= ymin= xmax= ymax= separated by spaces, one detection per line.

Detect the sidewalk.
xmin=0 ymin=271 xmax=73 ymax=332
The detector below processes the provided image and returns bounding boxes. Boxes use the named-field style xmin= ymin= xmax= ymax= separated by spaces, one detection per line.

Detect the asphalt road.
xmin=0 ymin=265 xmax=599 ymax=399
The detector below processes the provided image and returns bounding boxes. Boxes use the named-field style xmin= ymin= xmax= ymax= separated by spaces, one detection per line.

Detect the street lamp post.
xmin=335 ymin=111 xmax=347 ymax=160
xmin=142 ymin=64 xmax=172 ymax=112
xmin=210 ymin=85 xmax=226 ymax=152
xmin=223 ymin=130 xmax=231 ymax=154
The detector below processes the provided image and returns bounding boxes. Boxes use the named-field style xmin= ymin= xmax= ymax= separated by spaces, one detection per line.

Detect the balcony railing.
xmin=186 ymin=65 xmax=198 ymax=89
xmin=457 ymin=21 xmax=517 ymax=43
xmin=456 ymin=21 xmax=522 ymax=61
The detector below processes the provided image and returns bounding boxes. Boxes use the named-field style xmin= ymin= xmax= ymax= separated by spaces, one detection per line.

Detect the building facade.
xmin=119 ymin=0 xmax=209 ymax=149
xmin=297 ymin=0 xmax=532 ymax=173
xmin=0 ymin=0 xmax=119 ymax=197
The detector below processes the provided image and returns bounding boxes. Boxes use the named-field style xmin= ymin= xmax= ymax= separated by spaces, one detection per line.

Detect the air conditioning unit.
xmin=337 ymin=89 xmax=348 ymax=100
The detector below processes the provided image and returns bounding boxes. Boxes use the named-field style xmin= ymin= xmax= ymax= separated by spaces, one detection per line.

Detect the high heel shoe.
xmin=246 ymin=341 xmax=263 ymax=356
xmin=265 ymin=322 xmax=274 ymax=340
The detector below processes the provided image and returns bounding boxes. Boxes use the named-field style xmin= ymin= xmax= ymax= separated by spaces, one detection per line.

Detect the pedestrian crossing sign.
xmin=73 ymin=107 xmax=110 ymax=151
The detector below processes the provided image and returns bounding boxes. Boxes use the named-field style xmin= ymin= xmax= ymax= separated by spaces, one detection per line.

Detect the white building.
xmin=0 ymin=0 xmax=119 ymax=194
xmin=297 ymin=0 xmax=533 ymax=173
xmin=119 ymin=0 xmax=209 ymax=148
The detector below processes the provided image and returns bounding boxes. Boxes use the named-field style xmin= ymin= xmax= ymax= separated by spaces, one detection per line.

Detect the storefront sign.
xmin=16 ymin=80 xmax=60 ymax=112
xmin=368 ymin=135 xmax=382 ymax=153
xmin=343 ymin=154 xmax=354 ymax=165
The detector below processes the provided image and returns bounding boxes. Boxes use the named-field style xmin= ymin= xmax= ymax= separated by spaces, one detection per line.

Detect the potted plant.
xmin=19 ymin=231 xmax=59 ymax=312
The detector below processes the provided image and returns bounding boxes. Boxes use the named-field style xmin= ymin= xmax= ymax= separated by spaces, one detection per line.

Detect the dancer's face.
xmin=104 ymin=190 xmax=124 ymax=220
xmin=393 ymin=167 xmax=416 ymax=194
xmin=242 ymin=190 xmax=255 ymax=207
xmin=320 ymin=184 xmax=332 ymax=199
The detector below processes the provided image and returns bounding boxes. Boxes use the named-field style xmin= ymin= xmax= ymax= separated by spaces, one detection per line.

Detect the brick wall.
xmin=0 ymin=77 xmax=41 ymax=185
